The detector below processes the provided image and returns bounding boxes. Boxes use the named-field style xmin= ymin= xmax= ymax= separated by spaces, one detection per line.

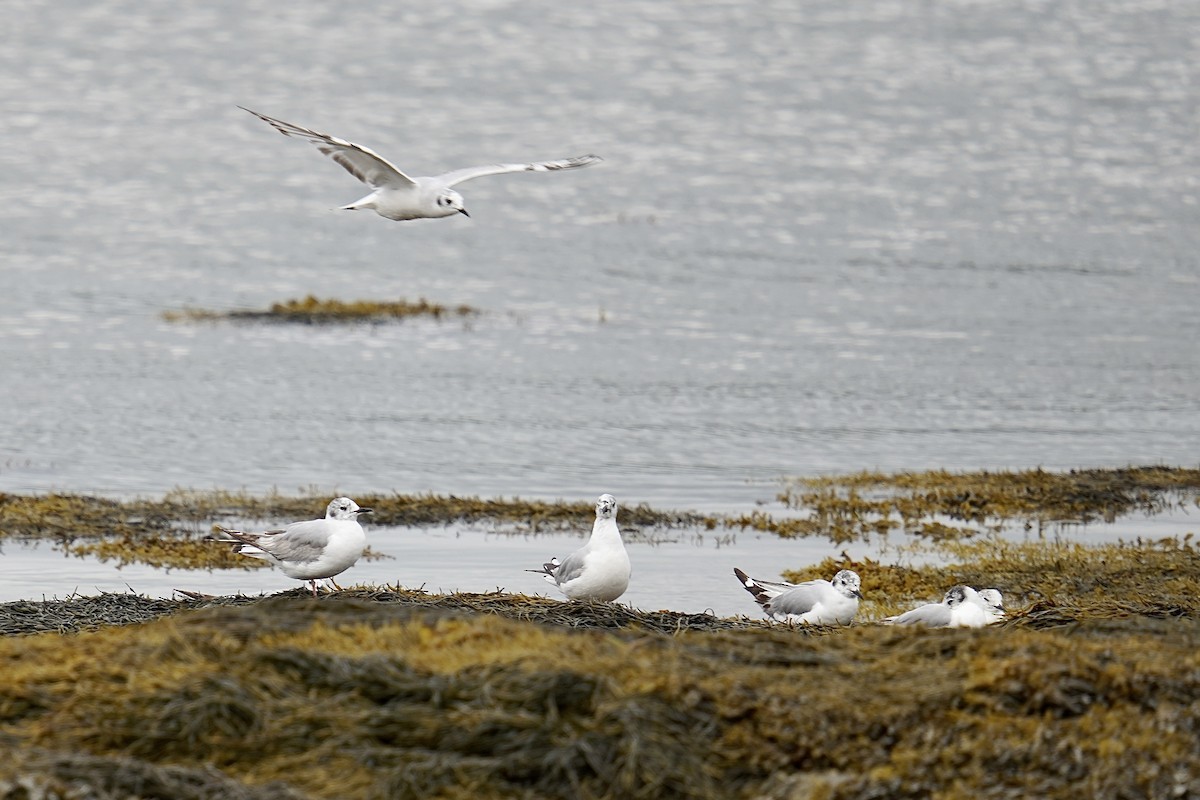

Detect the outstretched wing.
xmin=240 ymin=107 xmax=416 ymax=190
xmin=435 ymin=154 xmax=602 ymax=188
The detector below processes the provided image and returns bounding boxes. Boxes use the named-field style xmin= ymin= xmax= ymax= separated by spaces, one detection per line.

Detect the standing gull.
xmin=528 ymin=494 xmax=631 ymax=602
xmin=214 ymin=496 xmax=373 ymax=596
xmin=240 ymin=107 xmax=602 ymax=221
xmin=882 ymin=585 xmax=989 ymax=628
xmin=733 ymin=567 xmax=863 ymax=625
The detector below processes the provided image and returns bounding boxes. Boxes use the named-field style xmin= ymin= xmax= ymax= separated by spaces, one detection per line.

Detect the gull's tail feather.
xmin=733 ymin=567 xmax=774 ymax=611
xmin=533 ymin=154 xmax=603 ymax=172
xmin=338 ymin=192 xmax=377 ymax=212
xmin=209 ymin=527 xmax=270 ymax=560
xmin=525 ymin=557 xmax=561 ymax=586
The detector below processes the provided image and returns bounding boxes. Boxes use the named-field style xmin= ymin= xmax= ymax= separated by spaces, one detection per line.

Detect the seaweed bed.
xmin=1 ymin=588 xmax=1198 ymax=799
xmin=1 ymin=467 xmax=1199 ymax=798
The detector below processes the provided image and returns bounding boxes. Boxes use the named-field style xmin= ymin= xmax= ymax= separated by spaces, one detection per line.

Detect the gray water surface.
xmin=2 ymin=0 xmax=1198 ymax=605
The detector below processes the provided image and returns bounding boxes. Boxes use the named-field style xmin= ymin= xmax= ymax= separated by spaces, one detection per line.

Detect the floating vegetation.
xmin=0 ymin=492 xmax=251 ymax=570
xmin=768 ymin=465 xmax=1200 ymax=544
xmin=0 ymin=586 xmax=1197 ymax=798
xmin=2 ymin=466 xmax=1197 ymax=571
xmin=162 ymin=295 xmax=478 ymax=324
xmin=0 ymin=490 xmax=709 ymax=570
xmin=164 ymin=488 xmax=704 ymax=534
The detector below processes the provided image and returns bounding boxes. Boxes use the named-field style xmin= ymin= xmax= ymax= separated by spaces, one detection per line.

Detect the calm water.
xmin=2 ymin=0 xmax=1198 ymax=608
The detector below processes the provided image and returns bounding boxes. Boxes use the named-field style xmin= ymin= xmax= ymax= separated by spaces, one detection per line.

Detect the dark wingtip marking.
xmin=733 ymin=567 xmax=757 ymax=589
xmin=734 ymin=568 xmax=769 ymax=602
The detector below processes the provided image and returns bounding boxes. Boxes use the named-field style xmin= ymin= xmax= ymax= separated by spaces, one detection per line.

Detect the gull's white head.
xmin=325 ymin=496 xmax=373 ymax=521
xmin=832 ymin=569 xmax=863 ymax=599
xmin=435 ymin=189 xmax=468 ymax=218
xmin=595 ymin=493 xmax=617 ymax=519
xmin=977 ymin=588 xmax=1005 ymax=612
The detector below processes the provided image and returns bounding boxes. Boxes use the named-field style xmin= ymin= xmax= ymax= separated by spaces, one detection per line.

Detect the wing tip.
xmin=733 ymin=567 xmax=756 ymax=589
xmin=570 ymin=154 xmax=603 ymax=168
xmin=734 ymin=568 xmax=772 ymax=610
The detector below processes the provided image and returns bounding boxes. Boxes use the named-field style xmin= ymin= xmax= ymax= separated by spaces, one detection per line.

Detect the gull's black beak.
xmin=853 ymin=590 xmax=863 ymax=599
xmin=459 ymin=208 xmax=470 ymax=217
xmin=358 ymin=507 xmax=374 ymax=514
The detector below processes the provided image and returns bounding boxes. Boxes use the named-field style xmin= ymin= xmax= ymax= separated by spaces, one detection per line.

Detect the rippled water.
xmin=1 ymin=0 xmax=1197 ymax=605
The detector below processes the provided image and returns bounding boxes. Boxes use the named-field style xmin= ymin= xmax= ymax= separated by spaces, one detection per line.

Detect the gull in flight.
xmin=881 ymin=585 xmax=989 ymax=628
xmin=213 ymin=496 xmax=373 ymax=596
xmin=240 ymin=107 xmax=602 ymax=221
xmin=528 ymin=494 xmax=631 ymax=602
xmin=733 ymin=567 xmax=863 ymax=625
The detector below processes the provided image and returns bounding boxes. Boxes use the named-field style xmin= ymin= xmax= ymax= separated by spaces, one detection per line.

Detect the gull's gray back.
xmin=767 ymin=582 xmax=826 ymax=616
xmin=891 ymin=602 xmax=954 ymax=627
xmin=265 ymin=519 xmax=338 ymax=564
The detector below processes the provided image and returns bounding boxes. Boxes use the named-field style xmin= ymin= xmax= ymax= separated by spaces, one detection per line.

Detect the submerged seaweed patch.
xmin=161 ymin=295 xmax=478 ymax=324
xmin=767 ymin=466 xmax=1200 ymax=544
xmin=0 ymin=490 xmax=710 ymax=570
xmin=0 ymin=493 xmax=252 ymax=570
xmin=1 ymin=467 xmax=1196 ymax=572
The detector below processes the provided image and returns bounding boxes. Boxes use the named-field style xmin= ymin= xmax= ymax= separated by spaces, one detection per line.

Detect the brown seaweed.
xmin=161 ymin=295 xmax=478 ymax=324
xmin=0 ymin=590 xmax=1196 ymax=799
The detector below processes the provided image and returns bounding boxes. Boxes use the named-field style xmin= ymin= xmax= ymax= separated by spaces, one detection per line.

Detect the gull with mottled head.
xmin=882 ymin=585 xmax=989 ymax=628
xmin=528 ymin=494 xmax=631 ymax=602
xmin=213 ymin=496 xmax=373 ymax=596
xmin=733 ymin=567 xmax=863 ymax=625
xmin=240 ymin=107 xmax=602 ymax=221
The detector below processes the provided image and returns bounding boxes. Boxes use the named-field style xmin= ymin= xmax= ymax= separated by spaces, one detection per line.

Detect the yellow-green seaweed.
xmin=0 ymin=490 xmax=710 ymax=570
xmin=3 ymin=466 xmax=1198 ymax=571
xmin=767 ymin=465 xmax=1200 ymax=544
xmin=0 ymin=589 xmax=1197 ymax=799
xmin=162 ymin=295 xmax=478 ymax=324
